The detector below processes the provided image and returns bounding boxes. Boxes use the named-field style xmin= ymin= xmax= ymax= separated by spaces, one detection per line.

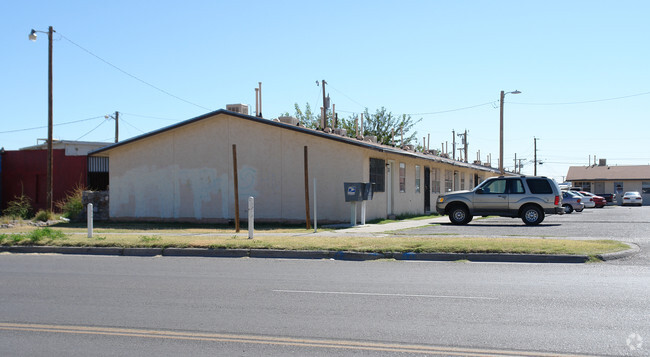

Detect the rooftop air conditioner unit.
xmin=278 ymin=116 xmax=299 ymax=125
xmin=226 ymin=104 xmax=249 ymax=115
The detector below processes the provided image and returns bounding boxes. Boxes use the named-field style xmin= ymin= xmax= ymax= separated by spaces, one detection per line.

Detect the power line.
xmin=76 ymin=119 xmax=108 ymax=141
xmin=0 ymin=116 xmax=104 ymax=134
xmin=328 ymin=84 xmax=366 ymax=110
xmin=120 ymin=118 xmax=145 ymax=134
xmin=406 ymin=101 xmax=496 ymax=116
xmin=59 ymin=32 xmax=212 ymax=111
xmin=510 ymin=91 xmax=650 ymax=106
xmin=336 ymin=101 xmax=496 ymax=116
xmin=121 ymin=112 xmax=179 ymax=121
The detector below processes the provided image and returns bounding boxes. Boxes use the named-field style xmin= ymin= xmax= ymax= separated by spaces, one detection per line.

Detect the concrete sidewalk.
xmin=325 ymin=215 xmax=450 ymax=235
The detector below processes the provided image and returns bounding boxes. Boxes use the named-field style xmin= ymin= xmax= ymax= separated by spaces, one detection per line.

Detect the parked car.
xmin=436 ymin=176 xmax=564 ymax=226
xmin=622 ymin=191 xmax=643 ymax=206
xmin=597 ymin=193 xmax=614 ymax=203
xmin=571 ymin=191 xmax=596 ymax=208
xmin=579 ymin=191 xmax=606 ymax=208
xmin=562 ymin=191 xmax=584 ymax=213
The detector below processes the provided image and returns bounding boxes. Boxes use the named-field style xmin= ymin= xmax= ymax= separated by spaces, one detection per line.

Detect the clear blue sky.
xmin=2 ymin=0 xmax=649 ymax=182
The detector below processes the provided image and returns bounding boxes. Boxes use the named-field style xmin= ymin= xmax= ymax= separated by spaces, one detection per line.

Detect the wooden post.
xmin=304 ymin=146 xmax=311 ymax=229
xmin=232 ymin=144 xmax=240 ymax=232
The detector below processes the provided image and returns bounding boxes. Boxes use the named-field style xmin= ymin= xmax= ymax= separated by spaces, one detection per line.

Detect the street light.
xmin=499 ymin=89 xmax=521 ymax=174
xmin=29 ymin=26 xmax=55 ymax=212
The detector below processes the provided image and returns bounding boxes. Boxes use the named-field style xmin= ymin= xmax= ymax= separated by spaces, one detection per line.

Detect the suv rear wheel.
xmin=521 ymin=205 xmax=544 ymax=226
xmin=449 ymin=205 xmax=473 ymax=225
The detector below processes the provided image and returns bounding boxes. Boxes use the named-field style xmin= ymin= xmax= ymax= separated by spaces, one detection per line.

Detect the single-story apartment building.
xmin=566 ymin=161 xmax=650 ymax=205
xmin=89 ymin=109 xmax=501 ymax=223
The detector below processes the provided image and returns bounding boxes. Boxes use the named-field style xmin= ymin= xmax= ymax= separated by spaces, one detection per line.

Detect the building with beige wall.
xmin=566 ymin=163 xmax=650 ymax=205
xmin=90 ymin=110 xmax=500 ymax=223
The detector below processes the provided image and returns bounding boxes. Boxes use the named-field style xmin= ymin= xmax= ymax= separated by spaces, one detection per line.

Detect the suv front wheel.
xmin=449 ymin=205 xmax=473 ymax=225
xmin=521 ymin=205 xmax=544 ymax=226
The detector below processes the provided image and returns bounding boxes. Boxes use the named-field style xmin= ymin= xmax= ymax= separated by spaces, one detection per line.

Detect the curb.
xmin=0 ymin=244 xmax=639 ymax=263
xmin=597 ymin=243 xmax=641 ymax=261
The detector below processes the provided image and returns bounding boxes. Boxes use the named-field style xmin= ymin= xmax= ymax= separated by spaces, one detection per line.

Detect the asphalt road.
xmin=404 ymin=205 xmax=650 ymax=266
xmin=0 ymin=254 xmax=648 ymax=356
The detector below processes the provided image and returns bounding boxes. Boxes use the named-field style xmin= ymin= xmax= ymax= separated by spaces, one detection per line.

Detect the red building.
xmin=1 ymin=141 xmax=109 ymax=212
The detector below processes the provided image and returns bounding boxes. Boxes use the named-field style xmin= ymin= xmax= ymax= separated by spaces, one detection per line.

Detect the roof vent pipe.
xmin=332 ymin=104 xmax=335 ymax=129
xmin=257 ymin=82 xmax=263 ymax=117
xmin=254 ymin=88 xmax=259 ymax=117
xmin=360 ymin=113 xmax=363 ymax=136
xmin=355 ymin=118 xmax=359 ymax=137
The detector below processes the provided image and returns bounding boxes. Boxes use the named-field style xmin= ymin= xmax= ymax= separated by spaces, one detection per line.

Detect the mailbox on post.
xmin=362 ymin=182 xmax=374 ymax=201
xmin=344 ymin=182 xmax=364 ymax=202
xmin=344 ymin=182 xmax=373 ymax=226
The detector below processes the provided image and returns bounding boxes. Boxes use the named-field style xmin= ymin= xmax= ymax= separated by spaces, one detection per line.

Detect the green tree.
xmin=339 ymin=107 xmax=421 ymax=146
xmin=287 ymin=104 xmax=421 ymax=147
xmin=293 ymin=103 xmax=323 ymax=129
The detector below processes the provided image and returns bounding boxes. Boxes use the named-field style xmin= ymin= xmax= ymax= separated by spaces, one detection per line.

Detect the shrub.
xmin=34 ymin=210 xmax=55 ymax=222
xmin=3 ymin=194 xmax=33 ymax=220
xmin=27 ymin=227 xmax=66 ymax=243
xmin=56 ymin=184 xmax=85 ymax=220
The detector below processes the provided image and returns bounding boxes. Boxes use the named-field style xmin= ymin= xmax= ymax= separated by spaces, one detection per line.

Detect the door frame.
xmin=387 ymin=160 xmax=395 ymax=216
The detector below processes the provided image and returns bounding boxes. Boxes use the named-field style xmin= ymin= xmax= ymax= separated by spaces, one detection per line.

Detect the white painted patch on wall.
xmin=112 ymin=165 xmax=234 ymax=220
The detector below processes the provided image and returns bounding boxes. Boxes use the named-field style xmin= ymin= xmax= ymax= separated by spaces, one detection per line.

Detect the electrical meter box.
xmin=344 ymin=182 xmax=363 ymax=202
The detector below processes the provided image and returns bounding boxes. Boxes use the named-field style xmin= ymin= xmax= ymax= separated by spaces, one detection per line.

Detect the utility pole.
xmin=452 ymin=130 xmax=456 ymax=161
xmin=457 ymin=130 xmax=468 ymax=163
xmin=534 ymin=137 xmax=537 ymax=176
xmin=514 ymin=153 xmax=517 ymax=174
xmin=463 ymin=129 xmax=469 ymax=162
xmin=518 ymin=159 xmax=524 ymax=174
xmin=320 ymin=80 xmax=327 ymax=129
xmin=114 ymin=111 xmax=119 ymax=143
xmin=47 ymin=26 xmax=53 ymax=212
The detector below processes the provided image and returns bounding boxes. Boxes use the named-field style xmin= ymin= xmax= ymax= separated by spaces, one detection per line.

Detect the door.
xmin=424 ymin=167 xmax=431 ymax=213
xmin=473 ymin=178 xmax=509 ymax=215
xmin=387 ymin=161 xmax=394 ymax=216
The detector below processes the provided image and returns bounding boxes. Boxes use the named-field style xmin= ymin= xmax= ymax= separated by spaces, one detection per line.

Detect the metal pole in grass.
xmin=248 ymin=196 xmax=254 ymax=239
xmin=87 ymin=203 xmax=93 ymax=238
xmin=313 ymin=178 xmax=317 ymax=233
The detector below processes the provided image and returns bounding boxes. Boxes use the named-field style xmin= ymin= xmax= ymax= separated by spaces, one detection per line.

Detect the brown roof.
xmin=566 ymin=165 xmax=650 ymax=181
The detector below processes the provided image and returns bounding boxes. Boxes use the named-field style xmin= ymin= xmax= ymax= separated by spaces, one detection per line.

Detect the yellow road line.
xmin=0 ymin=322 xmax=593 ymax=357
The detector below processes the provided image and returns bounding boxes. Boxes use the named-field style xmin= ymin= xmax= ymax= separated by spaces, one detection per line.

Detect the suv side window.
xmin=526 ymin=179 xmax=553 ymax=194
xmin=509 ymin=179 xmax=526 ymax=194
xmin=482 ymin=179 xmax=506 ymax=194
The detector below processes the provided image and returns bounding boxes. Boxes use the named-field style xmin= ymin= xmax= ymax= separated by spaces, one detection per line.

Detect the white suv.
xmin=435 ymin=176 xmax=564 ymax=226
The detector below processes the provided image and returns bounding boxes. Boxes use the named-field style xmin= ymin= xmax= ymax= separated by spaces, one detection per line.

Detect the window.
xmin=643 ymin=182 xmax=650 ymax=194
xmin=431 ymin=168 xmax=441 ymax=193
xmin=482 ymin=179 xmax=507 ymax=194
xmin=573 ymin=181 xmax=592 ymax=192
xmin=526 ymin=178 xmax=553 ymax=194
xmin=399 ymin=163 xmax=406 ymax=192
xmin=415 ymin=165 xmax=421 ymax=193
xmin=444 ymin=170 xmax=453 ymax=192
xmin=460 ymin=172 xmax=465 ymax=190
xmin=510 ymin=179 xmax=525 ymax=194
xmin=369 ymin=158 xmax=385 ymax=192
